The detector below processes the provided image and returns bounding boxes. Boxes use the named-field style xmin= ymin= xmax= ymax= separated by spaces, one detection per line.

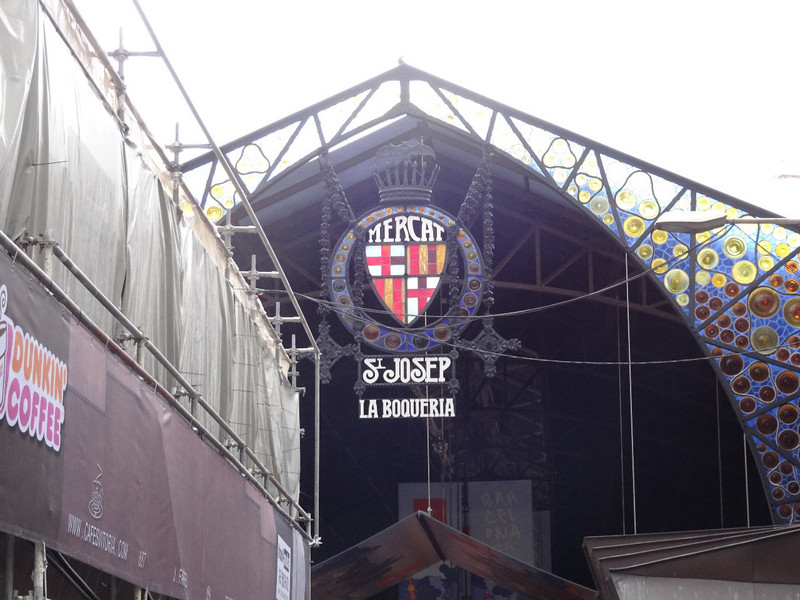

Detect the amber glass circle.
xmin=784 ymin=298 xmax=800 ymax=327
xmin=709 ymin=296 xmax=724 ymax=311
xmin=696 ymin=290 xmax=709 ymax=303
xmin=781 ymin=461 xmax=795 ymax=475
xmin=779 ymin=429 xmax=800 ymax=450
xmin=773 ymin=488 xmax=786 ymax=500
xmin=778 ymin=403 xmax=799 ymax=424
xmin=770 ymin=471 xmax=782 ymax=484
xmin=756 ymin=413 xmax=778 ymax=435
xmin=695 ymin=305 xmax=711 ymax=320
xmin=704 ymin=324 xmax=719 ymax=338
xmin=786 ymin=279 xmax=800 ymax=293
xmin=717 ymin=314 xmax=732 ymax=328
xmin=732 ymin=302 xmax=747 ymax=317
xmin=789 ymin=481 xmax=800 ymax=495
xmin=739 ymin=397 xmax=756 ymax=413
xmin=719 ymin=354 xmax=744 ymax=375
xmin=763 ymin=450 xmax=780 ymax=468
xmin=776 ymin=371 xmax=800 ymax=394
xmin=760 ymin=386 xmax=777 ymax=403
xmin=711 ymin=347 xmax=724 ymax=357
xmin=789 ymin=335 xmax=800 ymax=349
xmin=792 ymin=354 xmax=800 ymax=366
xmin=771 ymin=274 xmax=785 ymax=287
xmin=788 ymin=261 xmax=799 ymax=273
xmin=724 ymin=282 xmax=740 ymax=297
xmin=433 ymin=324 xmax=451 ymax=341
xmin=732 ymin=376 xmax=751 ymax=394
xmin=384 ymin=332 xmax=402 ymax=349
xmin=734 ymin=318 xmax=750 ymax=333
xmin=749 ymin=287 xmax=781 ymax=318
xmin=735 ymin=336 xmax=749 ymax=348
xmin=749 ymin=362 xmax=770 ymax=381
xmin=720 ymin=330 xmax=735 ymax=344
xmin=778 ymin=348 xmax=791 ymax=362
xmin=778 ymin=504 xmax=792 ymax=518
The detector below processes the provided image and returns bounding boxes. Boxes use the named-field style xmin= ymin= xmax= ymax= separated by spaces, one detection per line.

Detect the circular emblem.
xmin=329 ymin=204 xmax=484 ymax=352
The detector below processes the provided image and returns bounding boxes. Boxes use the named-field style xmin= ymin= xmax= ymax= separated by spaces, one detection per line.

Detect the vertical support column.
xmin=32 ymin=542 xmax=44 ymax=600
xmin=4 ymin=534 xmax=13 ymax=600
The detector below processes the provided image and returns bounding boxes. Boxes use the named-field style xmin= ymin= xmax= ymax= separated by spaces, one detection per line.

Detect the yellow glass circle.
xmin=695 ymin=231 xmax=711 ymax=244
xmin=553 ymin=169 xmax=567 ymax=183
xmin=732 ymin=260 xmax=757 ymax=284
xmin=773 ymin=227 xmax=787 ymax=241
xmin=789 ymin=233 xmax=800 ymax=247
xmin=210 ymin=184 xmax=224 ymax=199
xmin=759 ymin=256 xmax=774 ymax=271
xmin=616 ymin=189 xmax=637 ymax=210
xmin=712 ymin=273 xmax=727 ymax=287
xmin=697 ymin=196 xmax=710 ymax=210
xmin=205 ymin=205 xmax=223 ymax=222
xmin=696 ymin=270 xmax=711 ymax=286
xmin=652 ymin=230 xmax=668 ymax=244
xmin=568 ymin=184 xmax=578 ymax=196
xmin=723 ymin=236 xmax=747 ymax=259
xmin=673 ymin=244 xmax=689 ymax=259
xmin=222 ymin=197 xmax=235 ymax=209
xmin=697 ymin=247 xmax=719 ymax=269
xmin=676 ymin=293 xmax=689 ymax=306
xmin=589 ymin=178 xmax=603 ymax=192
xmin=664 ymin=269 xmax=690 ymax=293
xmin=639 ymin=200 xmax=659 ymax=219
xmin=757 ymin=240 xmax=773 ymax=255
xmin=777 ymin=243 xmax=790 ymax=257
xmin=652 ymin=258 xmax=668 ymax=275
xmin=575 ymin=174 xmax=588 ymax=186
xmin=603 ymin=214 xmax=614 ymax=225
xmin=590 ymin=196 xmax=609 ymax=215
xmin=578 ymin=190 xmax=591 ymax=203
xmin=637 ymin=244 xmax=653 ymax=259
xmin=623 ymin=216 xmax=646 ymax=237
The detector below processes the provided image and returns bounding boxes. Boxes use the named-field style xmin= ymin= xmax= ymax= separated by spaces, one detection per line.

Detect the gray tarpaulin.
xmin=0 ymin=0 xmax=301 ymax=507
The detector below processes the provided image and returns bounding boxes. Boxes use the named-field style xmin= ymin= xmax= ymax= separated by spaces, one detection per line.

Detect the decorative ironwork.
xmin=182 ymin=64 xmax=800 ymax=523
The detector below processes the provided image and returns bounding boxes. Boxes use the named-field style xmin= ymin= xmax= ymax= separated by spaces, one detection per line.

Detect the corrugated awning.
xmin=311 ymin=512 xmax=595 ymax=600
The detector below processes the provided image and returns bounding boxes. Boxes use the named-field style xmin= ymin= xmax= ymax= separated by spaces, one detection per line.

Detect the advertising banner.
xmin=0 ymin=251 xmax=307 ymax=600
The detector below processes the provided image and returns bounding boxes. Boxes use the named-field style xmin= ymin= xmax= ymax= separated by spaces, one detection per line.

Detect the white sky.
xmin=76 ymin=0 xmax=800 ymax=216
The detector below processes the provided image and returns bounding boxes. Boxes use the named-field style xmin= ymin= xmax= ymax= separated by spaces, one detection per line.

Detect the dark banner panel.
xmin=0 ymin=252 xmax=308 ymax=600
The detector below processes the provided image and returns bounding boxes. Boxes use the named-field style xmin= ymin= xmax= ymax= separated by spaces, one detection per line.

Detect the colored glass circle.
xmin=616 ymin=189 xmax=636 ymax=210
xmin=723 ymin=236 xmax=747 ymax=259
xmin=664 ymin=269 xmax=689 ymax=293
xmin=697 ymin=248 xmax=719 ymax=269
xmin=719 ymin=354 xmax=743 ymax=375
xmin=623 ymin=216 xmax=645 ymax=237
xmin=776 ymin=371 xmax=800 ymax=394
xmin=784 ymin=297 xmax=800 ymax=327
xmin=752 ymin=326 xmax=780 ymax=354
xmin=756 ymin=413 xmax=778 ymax=435
xmin=732 ymin=260 xmax=757 ymax=284
xmin=779 ymin=429 xmax=800 ymax=451
xmin=748 ymin=287 xmax=781 ymax=318
xmin=778 ymin=403 xmax=799 ymax=424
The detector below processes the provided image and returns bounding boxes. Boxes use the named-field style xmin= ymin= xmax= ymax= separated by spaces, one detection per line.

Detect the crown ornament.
xmin=371 ymin=141 xmax=439 ymax=203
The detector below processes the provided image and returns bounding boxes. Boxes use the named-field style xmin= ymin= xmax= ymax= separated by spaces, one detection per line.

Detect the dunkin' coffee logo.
xmin=0 ymin=284 xmax=68 ymax=451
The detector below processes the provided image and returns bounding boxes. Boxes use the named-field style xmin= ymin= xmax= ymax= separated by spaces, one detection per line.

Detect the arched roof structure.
xmin=182 ymin=63 xmax=795 ymax=580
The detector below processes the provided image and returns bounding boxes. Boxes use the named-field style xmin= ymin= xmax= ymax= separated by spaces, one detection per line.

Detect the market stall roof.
xmin=312 ymin=512 xmax=595 ymax=600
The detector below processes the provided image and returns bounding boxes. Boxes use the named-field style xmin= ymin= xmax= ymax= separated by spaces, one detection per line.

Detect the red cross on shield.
xmin=365 ymin=243 xmax=447 ymax=325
